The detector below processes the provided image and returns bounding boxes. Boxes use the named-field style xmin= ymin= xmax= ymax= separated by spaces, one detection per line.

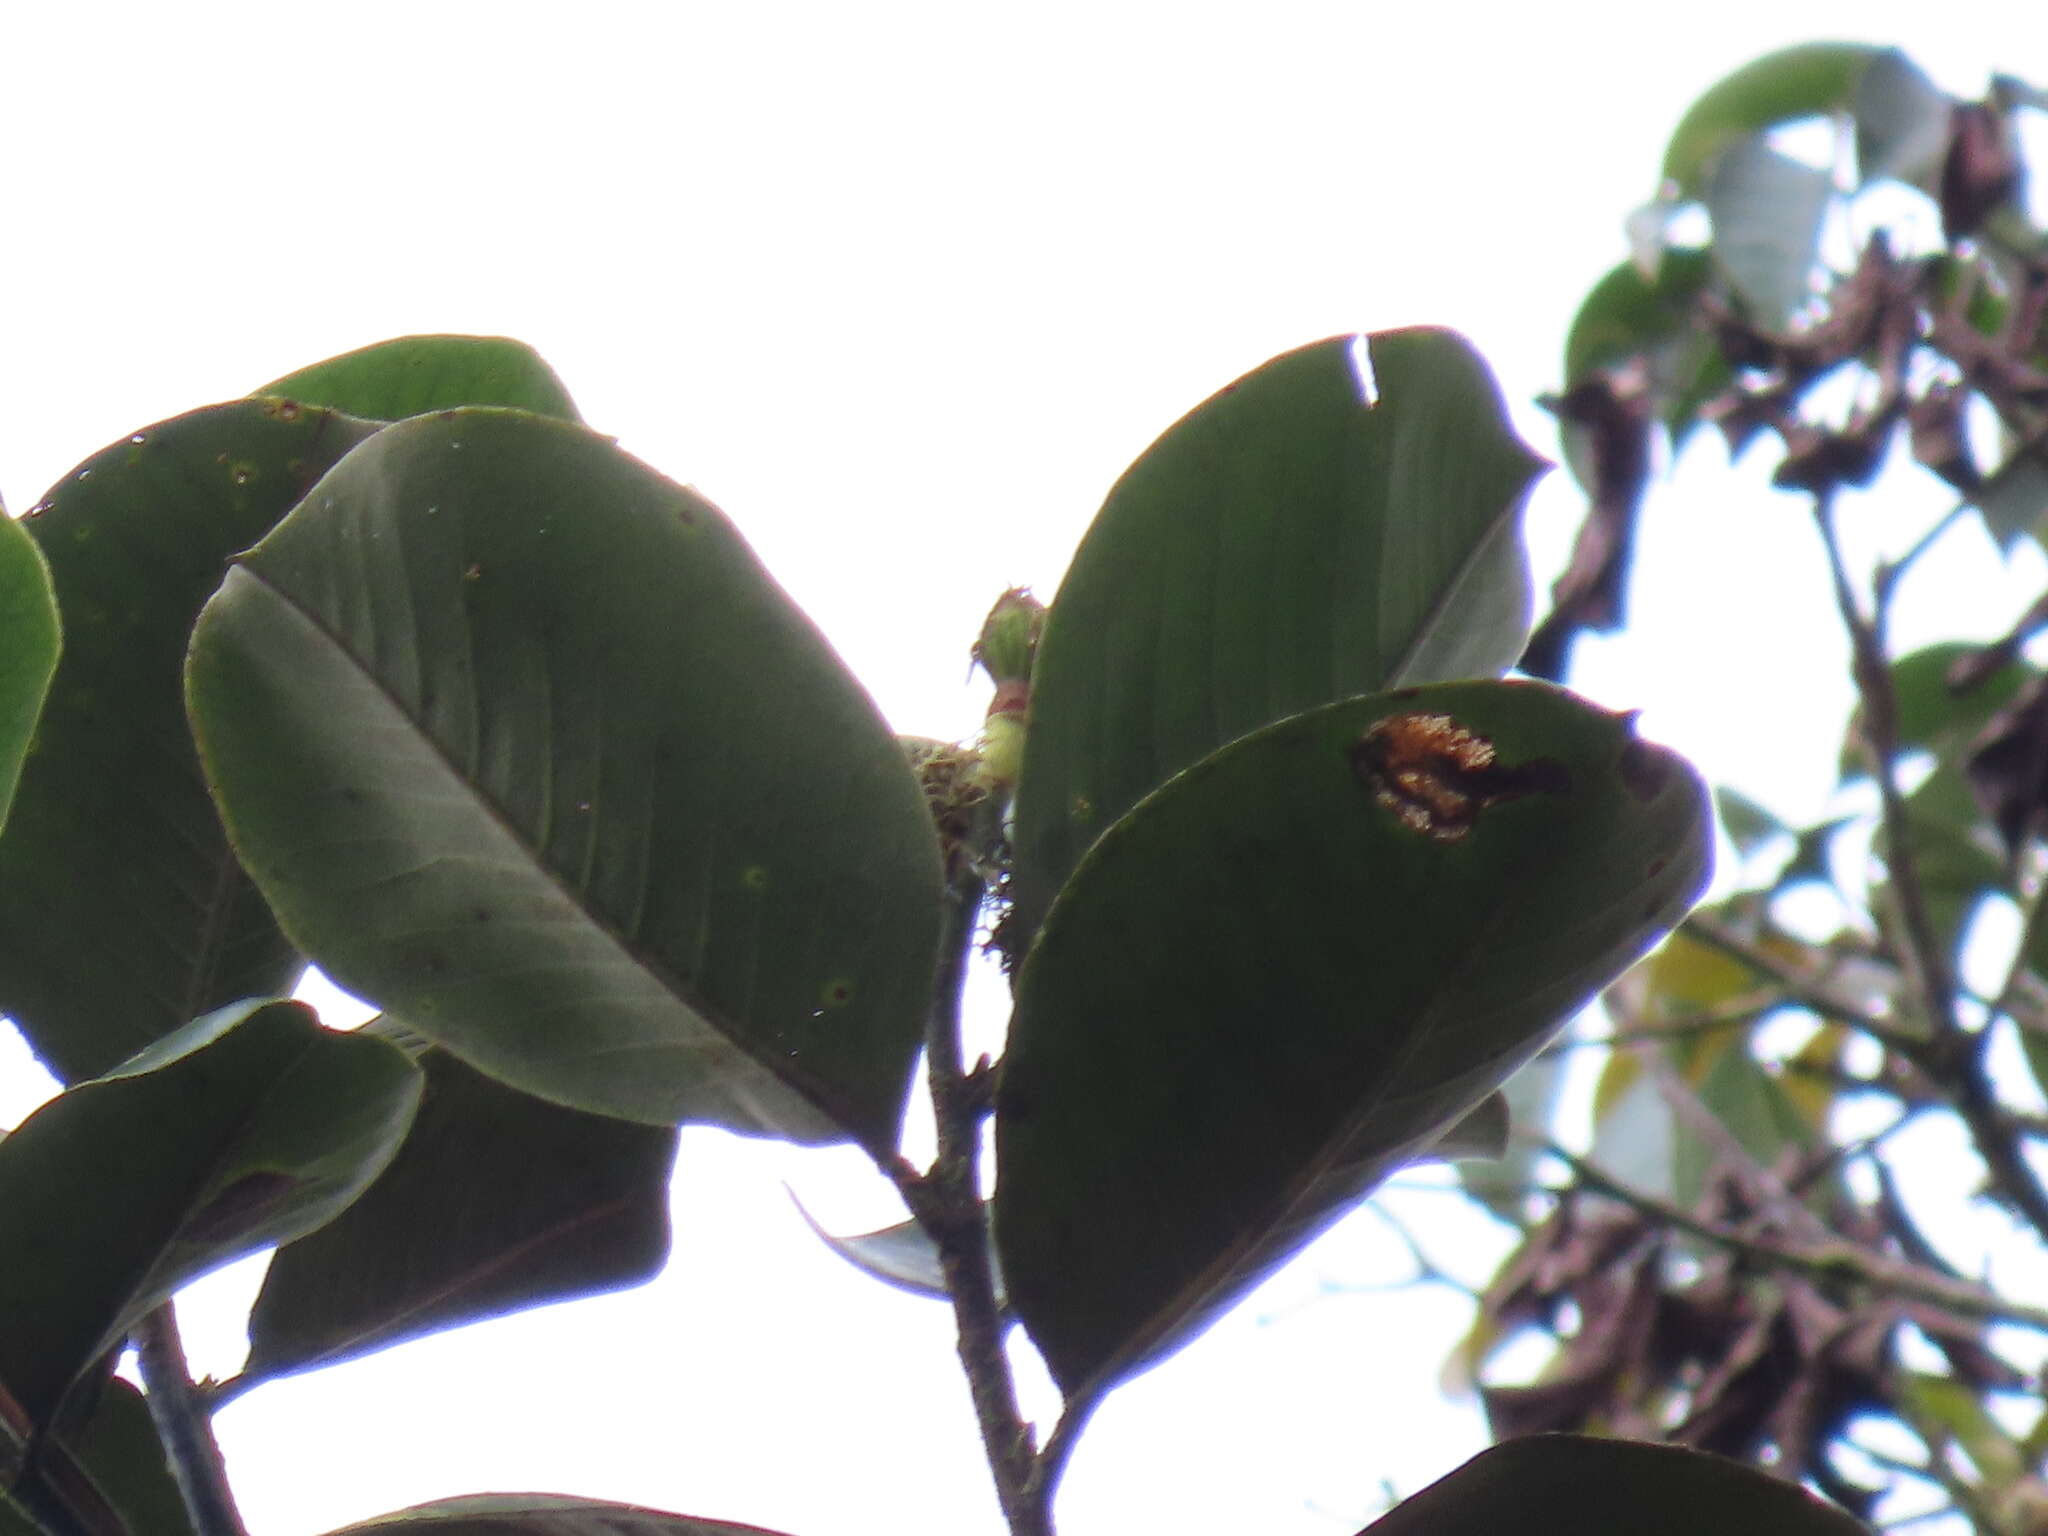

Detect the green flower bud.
xmin=972 ymin=587 xmax=1046 ymax=688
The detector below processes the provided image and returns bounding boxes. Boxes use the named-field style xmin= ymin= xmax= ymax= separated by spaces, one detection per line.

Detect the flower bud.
xmin=972 ymin=587 xmax=1046 ymax=688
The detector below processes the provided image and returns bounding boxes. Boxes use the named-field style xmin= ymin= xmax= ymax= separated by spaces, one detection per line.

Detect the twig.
xmin=1680 ymin=912 xmax=1922 ymax=1053
xmin=1811 ymin=494 xmax=2048 ymax=1245
xmin=1550 ymin=1146 xmax=2048 ymax=1335
xmin=133 ymin=1305 xmax=247 ymax=1536
xmin=887 ymin=797 xmax=1046 ymax=1536
xmin=1025 ymin=1394 xmax=1100 ymax=1527
xmin=1814 ymin=493 xmax=1960 ymax=1045
xmin=1601 ymin=988 xmax=1783 ymax=1046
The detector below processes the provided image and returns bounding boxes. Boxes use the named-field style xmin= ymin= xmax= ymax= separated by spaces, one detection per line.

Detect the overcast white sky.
xmin=5 ymin=5 xmax=2047 ymax=1535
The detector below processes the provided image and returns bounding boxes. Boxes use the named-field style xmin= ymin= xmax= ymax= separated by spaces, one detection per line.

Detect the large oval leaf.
xmin=996 ymin=681 xmax=1709 ymax=1401
xmin=246 ymin=1030 xmax=678 ymax=1384
xmin=187 ymin=409 xmax=943 ymax=1149
xmin=1009 ymin=329 xmax=1545 ymax=956
xmin=0 ymin=510 xmax=59 ymax=835
xmin=0 ymin=402 xmax=384 ymax=1081
xmin=1358 ymin=1434 xmax=1868 ymax=1535
xmin=0 ymin=1000 xmax=421 ymax=1438
xmin=325 ymin=1495 xmax=795 ymax=1536
xmin=255 ymin=335 xmax=581 ymax=424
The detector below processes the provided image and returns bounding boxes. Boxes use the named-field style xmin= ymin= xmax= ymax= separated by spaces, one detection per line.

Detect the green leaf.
xmin=790 ymin=1196 xmax=1007 ymax=1311
xmin=0 ymin=402 xmax=383 ymax=1081
xmin=1011 ymin=330 xmax=1545 ymax=959
xmin=323 ymin=1495 xmax=797 ymax=1536
xmin=1887 ymin=765 xmax=2008 ymax=964
xmin=1845 ymin=642 xmax=2033 ymax=782
xmin=0 ymin=512 xmax=58 ymax=836
xmin=256 ymin=336 xmax=581 ymax=424
xmin=245 ymin=1032 xmax=678 ymax=1384
xmin=1563 ymin=251 xmax=1714 ymax=387
xmin=1357 ymin=1434 xmax=1869 ymax=1535
xmin=1704 ymin=137 xmax=1833 ymax=327
xmin=187 ymin=409 xmax=942 ymax=1149
xmin=996 ymin=681 xmax=1710 ymax=1401
xmin=1714 ymin=786 xmax=1787 ymax=857
xmin=1672 ymin=1042 xmax=1813 ymax=1209
xmin=1660 ymin=43 xmax=1880 ymax=197
xmin=0 ymin=1000 xmax=420 ymax=1437
xmin=44 ymin=1380 xmax=197 ymax=1536
xmin=1899 ymin=1371 xmax=2025 ymax=1486
xmin=0 ymin=1377 xmax=197 ymax=1536
xmin=1424 ymin=1089 xmax=1512 ymax=1162
xmin=1853 ymin=49 xmax=1952 ymax=189
xmin=1977 ymin=436 xmax=2048 ymax=550
xmin=1457 ymin=1057 xmax=1561 ymax=1223
xmin=1559 ymin=250 xmax=1728 ymax=453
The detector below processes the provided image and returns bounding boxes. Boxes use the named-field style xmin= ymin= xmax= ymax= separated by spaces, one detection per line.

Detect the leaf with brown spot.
xmin=997 ymin=680 xmax=1709 ymax=1403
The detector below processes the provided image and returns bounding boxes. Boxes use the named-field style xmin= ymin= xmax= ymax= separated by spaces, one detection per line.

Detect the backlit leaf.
xmin=997 ymin=681 xmax=1709 ymax=1401
xmin=188 ymin=410 xmax=942 ymax=1148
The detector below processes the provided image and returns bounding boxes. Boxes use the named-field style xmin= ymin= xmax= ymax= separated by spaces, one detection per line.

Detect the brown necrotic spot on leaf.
xmin=1349 ymin=713 xmax=1570 ymax=842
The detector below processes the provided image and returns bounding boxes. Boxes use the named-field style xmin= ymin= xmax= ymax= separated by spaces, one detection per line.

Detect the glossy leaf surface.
xmin=324 ymin=1495 xmax=795 ymax=1536
xmin=0 ymin=510 xmax=58 ymax=835
xmin=997 ymin=681 xmax=1710 ymax=1400
xmin=0 ymin=1001 xmax=420 ymax=1435
xmin=1359 ymin=1434 xmax=1868 ymax=1535
xmin=188 ymin=410 xmax=942 ymax=1148
xmin=1011 ymin=330 xmax=1544 ymax=956
xmin=256 ymin=335 xmax=581 ymax=424
xmin=247 ymin=1034 xmax=678 ymax=1383
xmin=0 ymin=401 xmax=382 ymax=1080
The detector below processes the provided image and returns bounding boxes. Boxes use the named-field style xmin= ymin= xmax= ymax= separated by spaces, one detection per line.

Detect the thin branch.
xmin=1601 ymin=988 xmax=1785 ymax=1047
xmin=1680 ymin=912 xmax=1922 ymax=1053
xmin=1025 ymin=1394 xmax=1101 ymax=1527
xmin=1881 ymin=493 xmax=1974 ymax=593
xmin=1814 ymin=492 xmax=1961 ymax=1045
xmin=1550 ymin=1147 xmax=2048 ymax=1336
xmin=1810 ymin=494 xmax=2048 ymax=1245
xmin=885 ymin=792 xmax=1046 ymax=1536
xmin=133 ymin=1305 xmax=247 ymax=1536
xmin=1947 ymin=1053 xmax=2048 ymax=1244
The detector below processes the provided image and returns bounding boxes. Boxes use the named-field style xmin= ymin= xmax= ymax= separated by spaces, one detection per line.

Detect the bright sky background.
xmin=4 ymin=5 xmax=2047 ymax=1535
